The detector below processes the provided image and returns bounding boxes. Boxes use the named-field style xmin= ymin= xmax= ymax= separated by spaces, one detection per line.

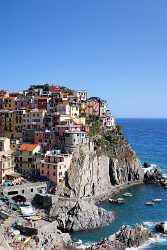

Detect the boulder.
xmin=155 ymin=222 xmax=167 ymax=234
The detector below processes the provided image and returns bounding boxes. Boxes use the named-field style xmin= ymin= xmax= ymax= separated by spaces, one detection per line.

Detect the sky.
xmin=0 ymin=0 xmax=167 ymax=118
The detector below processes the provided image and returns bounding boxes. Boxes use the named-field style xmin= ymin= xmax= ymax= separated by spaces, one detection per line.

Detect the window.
xmin=47 ymin=171 xmax=50 ymax=175
xmin=53 ymin=172 xmax=55 ymax=176
xmin=59 ymin=172 xmax=62 ymax=177
xmin=41 ymin=170 xmax=44 ymax=174
xmin=31 ymin=188 xmax=33 ymax=192
xmin=22 ymin=190 xmax=24 ymax=194
xmin=8 ymin=191 xmax=18 ymax=195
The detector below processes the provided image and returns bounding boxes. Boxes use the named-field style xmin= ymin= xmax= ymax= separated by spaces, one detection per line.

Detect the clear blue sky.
xmin=0 ymin=0 xmax=167 ymax=118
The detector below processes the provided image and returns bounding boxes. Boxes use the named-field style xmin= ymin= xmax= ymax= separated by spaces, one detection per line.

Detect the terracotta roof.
xmin=3 ymin=96 xmax=17 ymax=100
xmin=19 ymin=144 xmax=38 ymax=152
xmin=49 ymin=86 xmax=60 ymax=93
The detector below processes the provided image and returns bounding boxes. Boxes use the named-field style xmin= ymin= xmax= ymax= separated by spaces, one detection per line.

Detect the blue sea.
xmin=72 ymin=119 xmax=167 ymax=249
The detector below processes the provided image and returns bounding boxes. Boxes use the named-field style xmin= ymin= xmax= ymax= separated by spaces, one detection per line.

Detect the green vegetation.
xmin=59 ymin=86 xmax=74 ymax=94
xmin=86 ymin=115 xmax=102 ymax=138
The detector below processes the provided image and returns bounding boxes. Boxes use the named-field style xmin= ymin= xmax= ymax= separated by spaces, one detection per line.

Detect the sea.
xmin=72 ymin=119 xmax=167 ymax=249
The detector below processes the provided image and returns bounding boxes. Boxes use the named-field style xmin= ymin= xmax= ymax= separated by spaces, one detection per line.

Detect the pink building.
xmin=39 ymin=150 xmax=72 ymax=185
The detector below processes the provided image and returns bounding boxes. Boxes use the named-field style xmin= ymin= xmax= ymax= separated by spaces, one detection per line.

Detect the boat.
xmin=117 ymin=198 xmax=125 ymax=204
xmin=109 ymin=198 xmax=125 ymax=204
xmin=145 ymin=201 xmax=154 ymax=206
xmin=152 ymin=198 xmax=162 ymax=203
xmin=109 ymin=199 xmax=115 ymax=203
xmin=123 ymin=192 xmax=133 ymax=197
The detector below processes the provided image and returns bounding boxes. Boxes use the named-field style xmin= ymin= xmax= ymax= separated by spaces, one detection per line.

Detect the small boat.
xmin=109 ymin=198 xmax=125 ymax=204
xmin=109 ymin=199 xmax=115 ymax=203
xmin=117 ymin=198 xmax=125 ymax=204
xmin=152 ymin=198 xmax=162 ymax=203
xmin=123 ymin=192 xmax=133 ymax=197
xmin=145 ymin=201 xmax=154 ymax=206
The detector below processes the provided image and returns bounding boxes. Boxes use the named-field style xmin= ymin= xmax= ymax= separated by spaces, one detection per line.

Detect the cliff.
xmin=49 ymin=199 xmax=114 ymax=232
xmin=49 ymin=127 xmax=144 ymax=232
xmin=61 ymin=128 xmax=144 ymax=199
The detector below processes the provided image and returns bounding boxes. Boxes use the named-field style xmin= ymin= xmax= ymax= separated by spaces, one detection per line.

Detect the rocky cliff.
xmin=49 ymin=199 xmax=114 ymax=232
xmin=49 ymin=128 xmax=144 ymax=232
xmin=86 ymin=224 xmax=152 ymax=250
xmin=61 ymin=128 xmax=144 ymax=199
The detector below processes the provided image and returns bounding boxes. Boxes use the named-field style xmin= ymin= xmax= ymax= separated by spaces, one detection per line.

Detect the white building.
xmin=75 ymin=90 xmax=87 ymax=101
xmin=64 ymin=129 xmax=88 ymax=153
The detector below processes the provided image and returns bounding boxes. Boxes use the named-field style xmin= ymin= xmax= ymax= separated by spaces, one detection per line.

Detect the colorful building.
xmin=3 ymin=97 xmax=17 ymax=110
xmin=0 ymin=137 xmax=14 ymax=184
xmin=64 ymin=129 xmax=88 ymax=153
xmin=39 ymin=149 xmax=72 ymax=185
xmin=23 ymin=109 xmax=46 ymax=130
xmin=70 ymin=102 xmax=80 ymax=118
xmin=15 ymin=143 xmax=41 ymax=176
xmin=3 ymin=110 xmax=16 ymax=138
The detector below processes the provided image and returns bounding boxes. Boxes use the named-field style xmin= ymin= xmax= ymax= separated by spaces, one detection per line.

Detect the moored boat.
xmin=123 ymin=192 xmax=133 ymax=197
xmin=117 ymin=198 xmax=125 ymax=204
xmin=152 ymin=198 xmax=162 ymax=203
xmin=145 ymin=201 xmax=154 ymax=206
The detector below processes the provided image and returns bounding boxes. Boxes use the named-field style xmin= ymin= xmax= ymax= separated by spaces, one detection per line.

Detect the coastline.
xmin=95 ymin=180 xmax=144 ymax=203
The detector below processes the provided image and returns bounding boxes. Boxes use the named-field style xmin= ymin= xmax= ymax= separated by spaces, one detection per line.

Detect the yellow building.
xmin=15 ymin=144 xmax=41 ymax=176
xmin=80 ymin=99 xmax=100 ymax=117
xmin=15 ymin=109 xmax=27 ymax=138
xmin=4 ymin=110 xmax=16 ymax=138
xmin=3 ymin=97 xmax=17 ymax=110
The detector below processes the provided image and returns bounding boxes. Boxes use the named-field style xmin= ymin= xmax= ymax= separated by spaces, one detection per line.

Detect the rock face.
xmin=49 ymin=199 xmax=114 ymax=232
xmin=37 ymin=220 xmax=71 ymax=249
xmin=83 ymin=224 xmax=152 ymax=250
xmin=50 ymin=128 xmax=144 ymax=232
xmin=61 ymin=131 xmax=144 ymax=200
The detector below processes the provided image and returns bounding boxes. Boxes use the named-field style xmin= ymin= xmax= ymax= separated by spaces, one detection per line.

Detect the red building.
xmin=34 ymin=131 xmax=45 ymax=145
xmin=49 ymin=85 xmax=61 ymax=94
xmin=34 ymin=130 xmax=59 ymax=152
xmin=36 ymin=97 xmax=49 ymax=110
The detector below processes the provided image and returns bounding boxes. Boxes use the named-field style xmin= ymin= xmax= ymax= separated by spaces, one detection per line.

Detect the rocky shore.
xmin=49 ymin=199 xmax=114 ymax=232
xmin=67 ymin=224 xmax=152 ymax=250
xmin=144 ymin=167 xmax=167 ymax=188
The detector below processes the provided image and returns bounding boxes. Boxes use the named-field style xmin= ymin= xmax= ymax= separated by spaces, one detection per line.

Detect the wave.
xmin=126 ymin=233 xmax=167 ymax=250
xmin=143 ymin=221 xmax=155 ymax=229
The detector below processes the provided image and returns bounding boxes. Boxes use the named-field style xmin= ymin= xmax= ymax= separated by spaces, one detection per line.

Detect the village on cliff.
xmin=0 ymin=84 xmax=116 ymax=249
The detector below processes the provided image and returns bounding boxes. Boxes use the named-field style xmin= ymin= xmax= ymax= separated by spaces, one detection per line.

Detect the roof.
xmin=49 ymin=85 xmax=61 ymax=93
xmin=3 ymin=96 xmax=17 ymax=100
xmin=19 ymin=144 xmax=39 ymax=152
